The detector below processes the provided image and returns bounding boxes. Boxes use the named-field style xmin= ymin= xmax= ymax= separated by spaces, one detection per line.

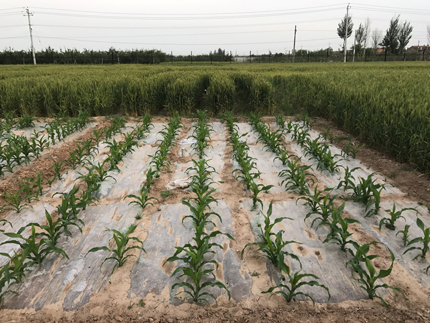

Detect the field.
xmin=0 ymin=63 xmax=429 ymax=322
xmin=1 ymin=63 xmax=429 ymax=174
xmin=0 ymin=110 xmax=428 ymax=322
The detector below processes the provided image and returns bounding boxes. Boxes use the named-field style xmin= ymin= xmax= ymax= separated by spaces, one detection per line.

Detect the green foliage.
xmin=1 ymin=225 xmax=69 ymax=265
xmin=279 ymin=159 xmax=315 ymax=195
xmin=379 ymin=204 xmax=417 ymax=231
xmin=241 ymin=202 xmax=301 ymax=272
xmin=304 ymin=191 xmax=339 ymax=229
xmin=87 ymin=224 xmax=145 ymax=274
xmin=0 ymin=188 xmax=32 ymax=213
xmin=403 ymin=217 xmax=430 ymax=261
xmin=166 ymin=156 xmax=232 ymax=303
xmin=321 ymin=203 xmax=360 ymax=252
xmin=262 ymin=271 xmax=330 ymax=305
xmin=347 ymin=243 xmax=401 ymax=307
xmin=124 ymin=187 xmax=159 ymax=210
xmin=16 ymin=114 xmax=37 ymax=129
xmin=396 ymin=224 xmax=411 ymax=247
xmin=87 ymin=159 xmax=116 ymax=183
xmin=160 ymin=190 xmax=172 ymax=199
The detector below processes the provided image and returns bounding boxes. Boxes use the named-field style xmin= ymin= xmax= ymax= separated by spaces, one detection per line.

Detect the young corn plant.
xmin=78 ymin=172 xmax=101 ymax=210
xmin=337 ymin=166 xmax=360 ymax=192
xmin=165 ymin=231 xmax=231 ymax=303
xmin=124 ymin=187 xmax=159 ymax=211
xmin=87 ymin=224 xmax=145 ymax=274
xmin=347 ymin=243 xmax=401 ymax=307
xmin=48 ymin=158 xmax=65 ymax=182
xmin=86 ymin=159 xmax=116 ymax=183
xmin=16 ymin=114 xmax=37 ymax=129
xmin=304 ymin=192 xmax=339 ymax=229
xmin=341 ymin=139 xmax=363 ymax=160
xmin=279 ymin=159 xmax=315 ymax=195
xmin=262 ymin=269 xmax=330 ymax=305
xmin=29 ymin=210 xmax=83 ymax=246
xmin=379 ymin=204 xmax=417 ymax=231
xmin=144 ymin=168 xmax=157 ymax=192
xmin=298 ymin=186 xmax=332 ymax=217
xmin=403 ymin=217 xmax=430 ymax=261
xmin=396 ymin=225 xmax=411 ymax=247
xmin=249 ymin=182 xmax=274 ymax=211
xmin=241 ymin=202 xmax=302 ymax=271
xmin=1 ymin=188 xmax=32 ymax=213
xmin=0 ymin=225 xmax=69 ymax=265
xmin=320 ymin=203 xmax=360 ymax=252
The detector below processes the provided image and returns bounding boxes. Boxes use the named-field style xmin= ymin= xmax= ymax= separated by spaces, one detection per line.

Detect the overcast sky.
xmin=1 ymin=0 xmax=429 ymax=55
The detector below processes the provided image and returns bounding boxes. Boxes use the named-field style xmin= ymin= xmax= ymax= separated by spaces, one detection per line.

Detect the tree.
xmin=371 ymin=29 xmax=382 ymax=52
xmin=427 ymin=25 xmax=430 ymax=43
xmin=355 ymin=23 xmax=366 ymax=55
xmin=337 ymin=15 xmax=354 ymax=46
xmin=363 ymin=18 xmax=371 ymax=50
xmin=380 ymin=15 xmax=400 ymax=54
xmin=398 ymin=21 xmax=413 ymax=54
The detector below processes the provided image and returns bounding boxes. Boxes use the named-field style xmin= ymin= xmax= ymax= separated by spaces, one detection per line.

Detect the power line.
xmin=36 ymin=29 xmax=335 ymax=39
xmin=34 ymin=7 xmax=344 ymax=20
xmin=37 ymin=36 xmax=339 ymax=46
xmin=31 ymin=4 xmax=345 ymax=17
xmin=29 ymin=19 xmax=339 ymax=30
xmin=350 ymin=3 xmax=430 ymax=13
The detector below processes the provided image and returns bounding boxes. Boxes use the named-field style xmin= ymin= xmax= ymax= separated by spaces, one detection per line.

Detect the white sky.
xmin=1 ymin=1 xmax=429 ymax=55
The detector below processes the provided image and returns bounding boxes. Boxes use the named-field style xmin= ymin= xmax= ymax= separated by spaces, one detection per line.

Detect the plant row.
xmin=0 ymin=115 xmax=154 ymax=301
xmin=165 ymin=110 xmax=232 ymax=303
xmin=0 ymin=110 xmax=91 ymax=178
xmin=124 ymin=112 xmax=182 ymax=220
xmin=222 ymin=112 xmax=273 ymax=210
xmin=273 ymin=116 xmax=429 ymax=305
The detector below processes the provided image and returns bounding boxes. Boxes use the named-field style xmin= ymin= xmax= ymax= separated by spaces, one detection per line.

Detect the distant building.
xmin=407 ymin=45 xmax=430 ymax=54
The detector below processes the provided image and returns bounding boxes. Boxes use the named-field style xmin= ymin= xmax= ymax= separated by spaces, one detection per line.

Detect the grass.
xmin=160 ymin=190 xmax=172 ymax=199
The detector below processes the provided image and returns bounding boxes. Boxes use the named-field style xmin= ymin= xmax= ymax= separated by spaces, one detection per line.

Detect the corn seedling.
xmin=347 ymin=243 xmax=401 ymax=307
xmin=262 ymin=270 xmax=330 ymax=305
xmin=124 ymin=187 xmax=159 ymax=210
xmin=48 ymin=158 xmax=64 ymax=182
xmin=249 ymin=181 xmax=273 ymax=211
xmin=1 ymin=188 xmax=32 ymax=213
xmin=87 ymin=159 xmax=116 ymax=183
xmin=165 ymin=231 xmax=231 ymax=303
xmin=28 ymin=210 xmax=82 ymax=246
xmin=1 ymin=225 xmax=69 ymax=265
xmin=379 ymin=204 xmax=417 ymax=231
xmin=16 ymin=114 xmax=37 ymax=129
xmin=341 ymin=139 xmax=363 ymax=160
xmin=242 ymin=202 xmax=302 ymax=271
xmin=87 ymin=224 xmax=145 ymax=274
xmin=144 ymin=168 xmax=157 ymax=192
xmin=297 ymin=186 xmax=332 ymax=217
xmin=396 ymin=225 xmax=411 ymax=247
xmin=337 ymin=166 xmax=360 ymax=192
xmin=403 ymin=217 xmax=430 ymax=261
xmin=321 ymin=203 xmax=360 ymax=252
xmin=304 ymin=192 xmax=339 ymax=229
xmin=279 ymin=159 xmax=315 ymax=195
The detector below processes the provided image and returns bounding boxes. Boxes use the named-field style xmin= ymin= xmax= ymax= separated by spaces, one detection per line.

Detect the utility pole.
xmin=191 ymin=51 xmax=192 ymax=64
xmin=343 ymin=3 xmax=350 ymax=63
xmin=24 ymin=7 xmax=36 ymax=65
xmin=352 ymin=30 xmax=356 ymax=62
xmin=292 ymin=25 xmax=297 ymax=63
